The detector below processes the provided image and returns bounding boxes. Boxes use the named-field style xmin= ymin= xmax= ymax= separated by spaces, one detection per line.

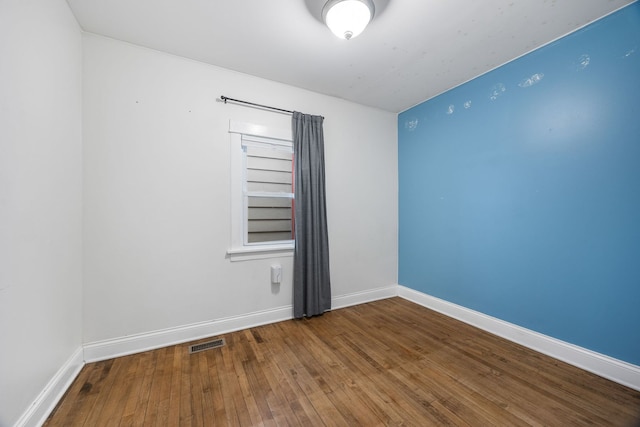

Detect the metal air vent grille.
xmin=189 ymin=338 xmax=225 ymax=354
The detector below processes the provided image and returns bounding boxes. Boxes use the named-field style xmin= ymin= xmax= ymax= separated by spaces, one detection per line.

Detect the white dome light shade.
xmin=322 ymin=0 xmax=375 ymax=40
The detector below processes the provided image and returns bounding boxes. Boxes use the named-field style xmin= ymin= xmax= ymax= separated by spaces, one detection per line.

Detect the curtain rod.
xmin=220 ymin=95 xmax=324 ymax=119
xmin=220 ymin=95 xmax=294 ymax=115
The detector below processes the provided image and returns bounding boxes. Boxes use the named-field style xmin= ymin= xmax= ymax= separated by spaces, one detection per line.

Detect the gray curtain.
xmin=292 ymin=112 xmax=331 ymax=318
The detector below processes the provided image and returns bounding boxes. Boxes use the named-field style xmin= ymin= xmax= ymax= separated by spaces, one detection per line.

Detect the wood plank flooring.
xmin=45 ymin=298 xmax=640 ymax=426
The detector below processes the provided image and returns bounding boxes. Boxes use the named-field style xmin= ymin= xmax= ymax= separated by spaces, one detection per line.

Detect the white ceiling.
xmin=66 ymin=0 xmax=635 ymax=113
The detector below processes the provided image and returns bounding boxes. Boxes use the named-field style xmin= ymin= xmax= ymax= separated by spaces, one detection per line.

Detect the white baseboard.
xmin=397 ymin=285 xmax=640 ymax=392
xmin=83 ymin=305 xmax=294 ymax=362
xmin=332 ymin=284 xmax=398 ymax=310
xmin=14 ymin=346 xmax=84 ymax=427
xmin=84 ymin=285 xmax=398 ymax=363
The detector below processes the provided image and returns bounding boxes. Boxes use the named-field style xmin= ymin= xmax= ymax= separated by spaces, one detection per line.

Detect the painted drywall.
xmin=82 ymin=34 xmax=398 ymax=344
xmin=398 ymin=4 xmax=640 ymax=365
xmin=0 ymin=0 xmax=83 ymax=425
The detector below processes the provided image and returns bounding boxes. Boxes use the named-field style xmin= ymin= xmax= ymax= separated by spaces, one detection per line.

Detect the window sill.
xmin=226 ymin=245 xmax=294 ymax=262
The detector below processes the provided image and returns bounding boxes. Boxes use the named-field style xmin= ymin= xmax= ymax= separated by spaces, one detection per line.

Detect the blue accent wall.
xmin=398 ymin=3 xmax=640 ymax=365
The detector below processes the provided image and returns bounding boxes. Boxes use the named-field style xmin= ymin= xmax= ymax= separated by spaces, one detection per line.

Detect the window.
xmin=228 ymin=121 xmax=294 ymax=261
xmin=244 ymin=140 xmax=294 ymax=243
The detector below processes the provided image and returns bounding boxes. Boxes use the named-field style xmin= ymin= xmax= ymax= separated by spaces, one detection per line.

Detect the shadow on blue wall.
xmin=398 ymin=3 xmax=640 ymax=365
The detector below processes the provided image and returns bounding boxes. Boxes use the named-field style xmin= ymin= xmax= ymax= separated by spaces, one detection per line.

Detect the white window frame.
xmin=227 ymin=121 xmax=294 ymax=261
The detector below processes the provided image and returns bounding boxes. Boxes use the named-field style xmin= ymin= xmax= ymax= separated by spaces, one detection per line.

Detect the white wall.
xmin=82 ymin=34 xmax=398 ymax=345
xmin=0 ymin=0 xmax=83 ymax=425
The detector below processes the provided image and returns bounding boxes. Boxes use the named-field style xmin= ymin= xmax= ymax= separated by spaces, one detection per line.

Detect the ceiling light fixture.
xmin=322 ymin=0 xmax=375 ymax=40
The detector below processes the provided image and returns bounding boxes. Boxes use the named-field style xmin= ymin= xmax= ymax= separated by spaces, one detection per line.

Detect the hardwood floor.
xmin=45 ymin=298 xmax=640 ymax=426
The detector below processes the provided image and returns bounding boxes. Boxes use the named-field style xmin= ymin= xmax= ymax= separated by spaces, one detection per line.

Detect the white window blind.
xmin=242 ymin=139 xmax=294 ymax=244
